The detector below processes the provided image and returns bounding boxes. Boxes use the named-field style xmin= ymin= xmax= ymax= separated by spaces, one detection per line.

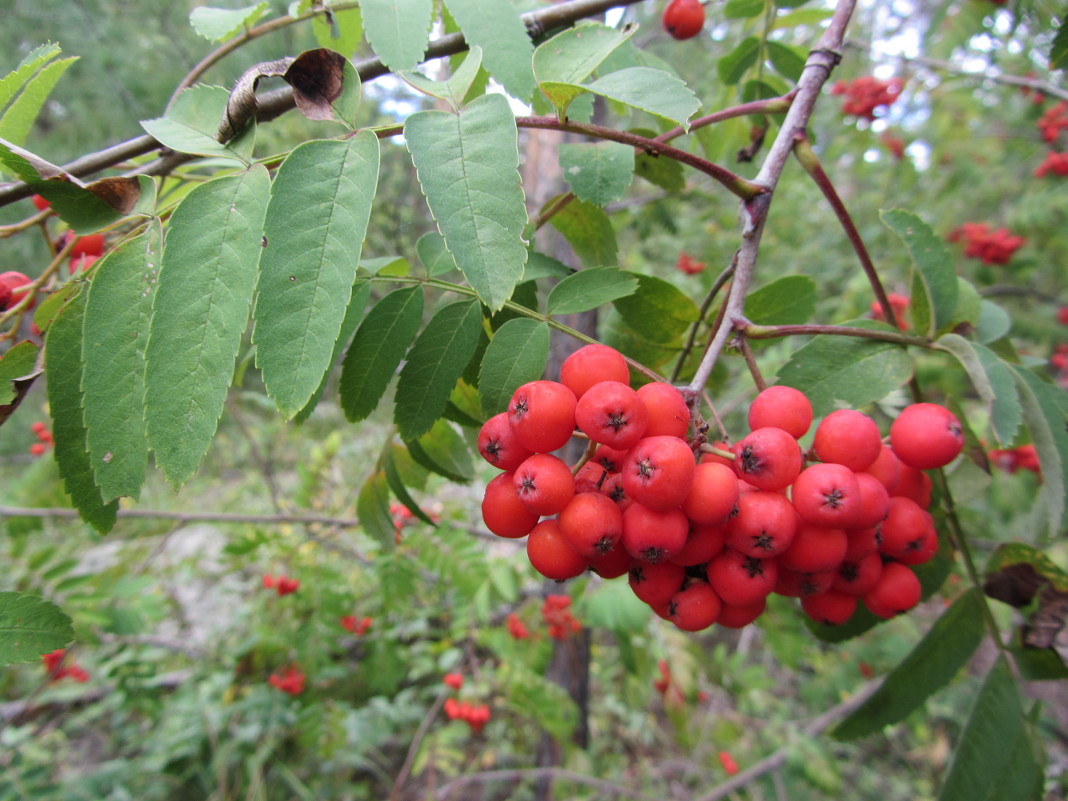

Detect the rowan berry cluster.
xmin=506 ymin=612 xmax=530 ymax=639
xmin=1034 ymin=151 xmax=1068 ymax=178
xmin=987 ymin=444 xmax=1040 ymax=475
xmin=443 ymin=698 xmax=491 ymax=732
xmin=29 ymin=421 xmax=54 ymax=456
xmin=262 ymin=574 xmax=300 ymax=596
xmin=830 ymin=76 xmax=904 ymax=120
xmin=541 ymin=594 xmax=582 ymax=640
xmin=478 ymin=343 xmax=966 ymax=633
xmin=675 ymin=251 xmax=705 ymax=275
xmin=340 ymin=615 xmax=373 ymax=634
xmin=948 ymin=222 xmax=1025 ymax=265
xmin=41 ymin=648 xmax=90 ymax=683
xmin=1038 ymin=101 xmax=1068 ymax=144
xmin=268 ymin=666 xmax=306 ymax=695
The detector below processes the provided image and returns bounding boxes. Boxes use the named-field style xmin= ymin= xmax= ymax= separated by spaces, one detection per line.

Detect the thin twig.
xmin=899 ymin=55 xmax=1068 ymax=103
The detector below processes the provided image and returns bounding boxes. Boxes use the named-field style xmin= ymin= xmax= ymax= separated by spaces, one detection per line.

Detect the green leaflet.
xmin=406 ymin=418 xmax=475 ymax=482
xmin=405 ymin=93 xmax=528 ymax=312
xmin=1012 ymin=367 xmax=1068 ymax=537
xmin=253 ymin=133 xmax=380 ymax=418
xmin=744 ymin=275 xmax=817 ymax=325
xmin=776 ymin=320 xmax=914 ymax=417
xmin=45 ymin=289 xmax=118 ymax=532
xmin=82 ymin=230 xmax=159 ymax=502
xmin=145 ymin=165 xmax=271 ymax=487
xmin=189 ymin=3 xmax=270 ymax=41
xmin=141 ymin=85 xmax=255 ymax=163
xmin=935 ymin=334 xmax=1021 ymax=446
xmin=546 ymin=266 xmax=639 ymax=315
xmin=357 ymin=468 xmax=396 ymax=548
xmin=442 ymin=0 xmax=535 ymax=102
xmin=0 ymin=55 xmax=77 ymax=148
xmin=613 ymin=273 xmax=699 ymax=345
xmin=394 ymin=299 xmax=483 ymax=441
xmin=0 ymin=592 xmax=73 ymax=667
xmin=937 ymin=656 xmax=1040 ymax=801
xmin=478 ymin=318 xmax=550 ymax=417
xmin=339 ymin=286 xmax=424 ymax=423
xmin=532 ymin=22 xmax=636 ymax=88
xmin=0 ymin=340 xmax=39 ymax=405
xmin=546 ymin=196 xmax=618 ymax=268
xmin=360 ymin=0 xmax=433 ymax=72
xmin=718 ymin=36 xmax=760 ymax=84
xmin=558 ymin=142 xmax=635 ymax=207
xmin=833 ymin=589 xmax=986 ymax=740
xmin=882 ymin=209 xmax=958 ymax=337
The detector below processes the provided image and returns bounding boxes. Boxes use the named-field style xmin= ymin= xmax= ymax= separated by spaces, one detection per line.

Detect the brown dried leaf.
xmin=984 ymin=562 xmax=1048 ymax=608
xmin=84 ymin=176 xmax=142 ymax=215
xmin=1023 ymin=586 xmax=1068 ymax=650
xmin=284 ymin=49 xmax=347 ymax=122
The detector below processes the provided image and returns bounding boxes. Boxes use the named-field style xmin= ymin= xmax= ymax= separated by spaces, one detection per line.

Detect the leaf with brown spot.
xmin=1023 ymin=586 xmax=1068 ymax=650
xmin=285 ymin=49 xmax=348 ymax=122
xmin=85 ymin=176 xmax=144 ymax=215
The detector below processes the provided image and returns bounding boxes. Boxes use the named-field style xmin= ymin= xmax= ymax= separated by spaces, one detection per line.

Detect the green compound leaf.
xmin=406 ymin=94 xmax=528 ymax=312
xmin=718 ymin=36 xmax=760 ymax=85
xmin=406 ymin=418 xmax=475 ymax=482
xmin=935 ymin=334 xmax=1021 ymax=446
xmin=82 ymin=231 xmax=159 ymax=502
xmin=558 ymin=142 xmax=634 ymax=207
xmin=833 ymin=589 xmax=986 ymax=740
xmin=546 ymin=196 xmax=618 ymax=268
xmin=882 ymin=209 xmax=958 ymax=337
xmin=189 ymin=3 xmax=270 ymax=41
xmin=45 ymin=289 xmax=118 ymax=532
xmin=613 ymin=273 xmax=699 ymax=345
xmin=141 ymin=85 xmax=254 ymax=163
xmin=293 ymin=278 xmax=372 ymax=425
xmin=339 ymin=286 xmax=424 ymax=423
xmin=360 ymin=0 xmax=433 ymax=72
xmin=585 ymin=68 xmax=699 ymax=132
xmin=442 ymin=0 xmax=535 ymax=102
xmin=253 ymin=133 xmax=380 ymax=419
xmin=145 ymin=165 xmax=271 ymax=488
xmin=478 ymin=318 xmax=550 ymax=417
xmin=0 ymin=340 xmax=39 ymax=406
xmin=776 ymin=320 xmax=914 ymax=418
xmin=395 ymin=299 xmax=483 ymax=441
xmin=744 ymin=275 xmax=817 ymax=325
xmin=547 ymin=266 xmax=638 ymax=315
xmin=0 ymin=592 xmax=74 ymax=667
xmin=937 ymin=656 xmax=1040 ymax=801
xmin=357 ymin=468 xmax=396 ymax=548
xmin=533 ymin=22 xmax=637 ymax=113
xmin=1011 ymin=367 xmax=1068 ymax=537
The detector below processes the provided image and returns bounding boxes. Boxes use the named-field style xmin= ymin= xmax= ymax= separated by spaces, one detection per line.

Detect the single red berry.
xmin=716 ymin=597 xmax=766 ymax=628
xmin=513 ymin=452 xmax=575 ymax=516
xmin=774 ymin=567 xmax=834 ymax=598
xmin=527 ymin=518 xmax=589 ymax=581
xmin=670 ymin=521 xmax=727 ymax=567
xmin=558 ymin=491 xmax=624 ymax=556
xmin=851 ymin=471 xmax=891 ymax=529
xmin=778 ymin=523 xmax=848 ymax=574
xmin=69 ymin=233 xmax=105 ymax=259
xmin=732 ymin=427 xmax=803 ymax=492
xmin=863 ymin=562 xmax=921 ymax=618
xmin=802 ymin=589 xmax=858 ymax=626
xmin=31 ymin=194 xmax=50 ymax=211
xmin=890 ymin=403 xmax=964 ymax=470
xmin=790 ymin=462 xmax=862 ymax=529
xmin=443 ymin=672 xmax=464 ymax=689
xmin=478 ymin=411 xmax=534 ymax=471
xmin=707 ymin=547 xmax=778 ymax=607
xmin=560 ymin=344 xmax=630 ymax=399
xmin=668 ymin=581 xmax=721 ymax=631
xmin=588 ymin=541 xmax=633 ymax=578
xmin=636 ymin=382 xmax=690 ymax=438
xmin=481 ymin=471 xmax=540 ymax=538
xmin=681 ymin=461 xmax=739 ymax=526
xmin=0 ymin=271 xmax=33 ymax=311
xmin=622 ymin=502 xmax=689 ymax=564
xmin=575 ymin=380 xmax=648 ymax=450
xmin=29 ymin=442 xmax=47 ymax=456
xmin=69 ymin=254 xmax=99 ymax=274
xmin=628 ymin=561 xmax=686 ymax=606
xmin=833 ymin=552 xmax=883 ymax=596
xmin=865 ymin=444 xmax=903 ymax=493
xmin=621 ymin=435 xmax=696 ymax=510
xmin=748 ymin=386 xmax=813 ymax=439
xmin=662 ymin=0 xmax=705 ymax=40
xmin=812 ymin=409 xmax=882 ymax=472
xmin=878 ymin=496 xmax=935 ymax=560
xmin=727 ymin=490 xmax=798 ymax=558
xmin=507 ymin=380 xmax=577 ymax=453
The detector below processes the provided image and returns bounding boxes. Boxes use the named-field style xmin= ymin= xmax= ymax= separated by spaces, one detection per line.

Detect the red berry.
xmin=681 ymin=461 xmax=739 ymax=526
xmin=588 ymin=541 xmax=633 ymax=578
xmin=558 ymin=491 xmax=624 ymax=556
xmin=716 ymin=598 xmax=766 ymax=628
xmin=662 ymin=0 xmax=705 ymax=40
xmin=31 ymin=194 xmax=50 ymax=211
xmin=628 ymin=561 xmax=686 ymax=606
xmin=878 ymin=496 xmax=935 ymax=560
xmin=813 ymin=409 xmax=882 ymax=472
xmin=668 ymin=581 xmax=721 ymax=631
xmin=478 ymin=412 xmax=534 ymax=471
xmin=802 ymin=589 xmax=858 ymax=626
xmin=575 ymin=380 xmax=648 ymax=450
xmin=513 ymin=453 xmax=575 ymax=516
xmin=527 ymin=519 xmax=589 ymax=580
xmin=443 ymin=672 xmax=464 ymax=690
xmin=790 ymin=462 xmax=862 ymax=529
xmin=481 ymin=471 xmax=540 ymax=538
xmin=863 ymin=562 xmax=921 ymax=618
xmin=507 ymin=380 xmax=577 ymax=453
xmin=778 ymin=523 xmax=848 ymax=574
xmin=560 ymin=344 xmax=630 ymax=399
xmin=70 ymin=254 xmax=99 ymax=274
xmin=670 ymin=521 xmax=727 ymax=567
xmin=0 ymin=271 xmax=33 ymax=311
xmin=852 ymin=471 xmax=891 ymax=529
xmin=727 ymin=490 xmax=798 ymax=559
xmin=833 ymin=552 xmax=883 ymax=596
xmin=774 ymin=567 xmax=834 ymax=598
xmin=69 ymin=233 xmax=105 ymax=259
xmin=889 ymin=403 xmax=964 ymax=470
xmin=636 ymin=382 xmax=690 ymax=438
xmin=621 ymin=502 xmax=689 ymax=564
xmin=621 ymin=435 xmax=696 ymax=510
xmin=748 ymin=386 xmax=813 ymax=439
xmin=733 ymin=427 xmax=803 ymax=491
xmin=707 ymin=548 xmax=778 ymax=607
